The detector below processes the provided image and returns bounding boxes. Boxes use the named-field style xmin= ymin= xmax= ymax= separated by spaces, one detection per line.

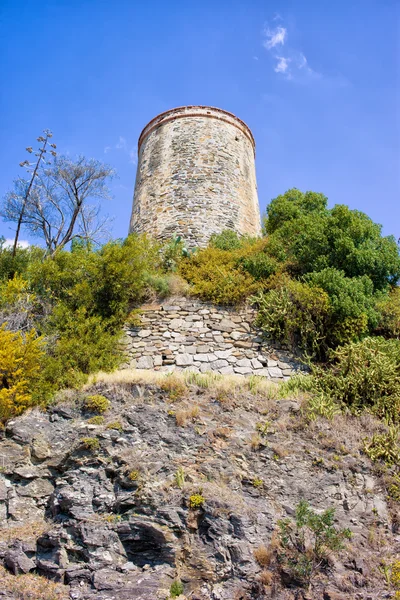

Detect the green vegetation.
xmin=169 ymin=580 xmax=184 ymax=598
xmin=84 ymin=395 xmax=110 ymax=414
xmin=189 ymin=494 xmax=205 ymax=509
xmin=277 ymin=500 xmax=352 ymax=587
xmin=80 ymin=437 xmax=100 ymax=452
xmin=0 ymin=186 xmax=399 ymax=433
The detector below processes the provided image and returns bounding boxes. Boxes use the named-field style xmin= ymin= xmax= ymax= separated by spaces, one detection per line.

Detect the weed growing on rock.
xmin=189 ymin=494 xmax=205 ymax=509
xmin=87 ymin=415 xmax=104 ymax=425
xmin=174 ymin=467 xmax=185 ymax=489
xmin=254 ymin=545 xmax=271 ymax=567
xmin=84 ymin=394 xmax=110 ymax=414
xmin=363 ymin=426 xmax=400 ymax=466
xmin=252 ymin=477 xmax=263 ymax=488
xmin=277 ymin=500 xmax=352 ymax=588
xmin=128 ymin=470 xmax=140 ymax=481
xmin=106 ymin=420 xmax=123 ymax=431
xmin=81 ymin=437 xmax=100 ymax=452
xmin=169 ymin=580 xmax=184 ymax=598
xmin=160 ymin=375 xmax=187 ymax=401
xmin=0 ymin=565 xmax=69 ymax=599
xmin=305 ymin=393 xmax=341 ymax=421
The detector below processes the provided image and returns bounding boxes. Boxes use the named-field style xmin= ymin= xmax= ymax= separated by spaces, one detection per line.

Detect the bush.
xmin=312 ymin=337 xmax=400 ymax=423
xmin=169 ymin=580 xmax=184 ymax=598
xmin=179 ymin=246 xmax=260 ymax=305
xmin=375 ymin=287 xmax=400 ymax=339
xmin=0 ymin=325 xmax=45 ymax=423
xmin=363 ymin=427 xmax=400 ymax=466
xmin=277 ymin=500 xmax=351 ymax=587
xmin=84 ymin=395 xmax=110 ymax=414
xmin=189 ymin=494 xmax=205 ymax=509
xmin=254 ymin=276 xmax=330 ymax=359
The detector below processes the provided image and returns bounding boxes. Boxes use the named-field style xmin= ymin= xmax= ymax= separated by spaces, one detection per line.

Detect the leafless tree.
xmin=2 ymin=155 xmax=115 ymax=255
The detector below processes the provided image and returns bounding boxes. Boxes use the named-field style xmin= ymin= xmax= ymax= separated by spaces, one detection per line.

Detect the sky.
xmin=0 ymin=0 xmax=399 ymax=246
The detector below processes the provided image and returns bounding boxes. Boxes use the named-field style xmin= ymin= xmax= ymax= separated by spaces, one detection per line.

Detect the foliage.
xmin=306 ymin=393 xmax=341 ymax=421
xmin=81 ymin=437 xmax=100 ymax=451
xmin=264 ymin=189 xmax=400 ymax=290
xmin=312 ymin=337 xmax=400 ymax=423
xmin=209 ymin=229 xmax=244 ymax=250
xmin=375 ymin=287 xmax=400 ymax=339
xmin=254 ymin=276 xmax=330 ymax=359
xmin=277 ymin=500 xmax=351 ymax=587
xmin=175 ymin=467 xmax=185 ymax=489
xmin=169 ymin=580 xmax=184 ymax=598
xmin=179 ymin=245 xmax=260 ymax=305
xmin=363 ymin=427 xmax=400 ymax=466
xmin=84 ymin=395 xmax=110 ymax=414
xmin=87 ymin=415 xmax=104 ymax=425
xmin=189 ymin=494 xmax=205 ymax=509
xmin=128 ymin=470 xmax=139 ymax=481
xmin=0 ymin=325 xmax=45 ymax=423
xmin=106 ymin=420 xmax=123 ymax=431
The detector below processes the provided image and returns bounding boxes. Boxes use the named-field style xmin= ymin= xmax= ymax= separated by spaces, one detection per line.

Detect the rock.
xmin=236 ymin=358 xmax=251 ymax=368
xmin=31 ymin=435 xmax=51 ymax=460
xmin=5 ymin=545 xmax=35 ymax=574
xmin=175 ymin=354 xmax=193 ymax=366
xmin=137 ymin=356 xmax=154 ymax=369
xmin=234 ymin=367 xmax=252 ymax=375
xmin=137 ymin=330 xmax=152 ymax=338
xmin=268 ymin=367 xmax=283 ymax=378
xmin=17 ymin=478 xmax=54 ymax=498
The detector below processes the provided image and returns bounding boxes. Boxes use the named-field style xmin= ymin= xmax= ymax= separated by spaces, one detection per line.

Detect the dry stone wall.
xmin=129 ymin=106 xmax=261 ymax=248
xmin=124 ymin=296 xmax=304 ymax=379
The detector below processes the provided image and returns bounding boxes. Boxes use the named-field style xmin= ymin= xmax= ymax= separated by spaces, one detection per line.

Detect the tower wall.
xmin=129 ymin=106 xmax=261 ymax=247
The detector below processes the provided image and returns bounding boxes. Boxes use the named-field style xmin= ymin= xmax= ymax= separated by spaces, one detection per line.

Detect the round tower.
xmin=129 ymin=105 xmax=261 ymax=247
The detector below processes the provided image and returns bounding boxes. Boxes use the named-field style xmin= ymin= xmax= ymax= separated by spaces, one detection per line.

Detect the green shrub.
xmin=179 ymin=246 xmax=260 ymax=305
xmin=189 ymin=494 xmax=205 ymax=509
xmin=84 ymin=395 xmax=110 ymax=414
xmin=209 ymin=229 xmax=244 ymax=251
xmin=0 ymin=325 xmax=45 ymax=423
xmin=106 ymin=421 xmax=123 ymax=431
xmin=87 ymin=415 xmax=104 ymax=425
xmin=375 ymin=287 xmax=400 ymax=339
xmin=277 ymin=500 xmax=351 ymax=587
xmin=81 ymin=437 xmax=100 ymax=451
xmin=169 ymin=580 xmax=184 ymax=598
xmin=254 ymin=276 xmax=330 ymax=359
xmin=312 ymin=337 xmax=400 ymax=423
xmin=363 ymin=427 xmax=400 ymax=466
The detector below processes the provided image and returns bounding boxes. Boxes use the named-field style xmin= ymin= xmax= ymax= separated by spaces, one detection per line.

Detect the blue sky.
xmin=0 ymin=0 xmax=398 ymax=245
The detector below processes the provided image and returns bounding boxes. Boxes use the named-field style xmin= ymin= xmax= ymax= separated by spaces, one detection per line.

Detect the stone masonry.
xmin=124 ymin=296 xmax=304 ymax=380
xmin=129 ymin=106 xmax=261 ymax=248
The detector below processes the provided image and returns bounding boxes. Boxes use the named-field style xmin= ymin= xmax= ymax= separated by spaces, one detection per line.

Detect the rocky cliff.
xmin=0 ymin=371 xmax=397 ymax=599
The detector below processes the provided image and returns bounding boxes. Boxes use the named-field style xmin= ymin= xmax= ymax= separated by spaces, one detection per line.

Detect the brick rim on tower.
xmin=137 ymin=105 xmax=256 ymax=155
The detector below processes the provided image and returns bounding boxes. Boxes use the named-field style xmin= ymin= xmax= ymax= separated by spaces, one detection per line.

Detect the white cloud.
xmin=263 ymin=25 xmax=287 ymax=50
xmin=274 ymin=56 xmax=291 ymax=74
xmin=116 ymin=136 xmax=127 ymax=150
xmin=262 ymin=20 xmax=322 ymax=83
xmin=4 ymin=238 xmax=29 ymax=249
xmin=104 ymin=146 xmax=112 ymax=154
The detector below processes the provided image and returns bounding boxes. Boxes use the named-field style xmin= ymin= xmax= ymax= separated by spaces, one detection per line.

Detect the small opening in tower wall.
xmin=235 ymin=136 xmax=239 ymax=141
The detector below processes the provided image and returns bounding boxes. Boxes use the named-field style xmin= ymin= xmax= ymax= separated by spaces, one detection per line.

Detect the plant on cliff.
xmin=0 ymin=325 xmax=45 ymax=423
xmin=277 ymin=500 xmax=351 ymax=588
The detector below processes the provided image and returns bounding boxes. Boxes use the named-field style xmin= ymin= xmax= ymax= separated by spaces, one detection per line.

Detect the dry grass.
xmin=88 ymin=368 xmax=279 ymax=400
xmin=0 ymin=565 xmax=69 ymax=599
xmin=175 ymin=403 xmax=200 ymax=426
xmin=271 ymin=444 xmax=289 ymax=459
xmin=254 ymin=545 xmax=272 ymax=567
xmin=259 ymin=569 xmax=274 ymax=585
xmin=250 ymin=432 xmax=262 ymax=451
xmin=0 ymin=520 xmax=49 ymax=543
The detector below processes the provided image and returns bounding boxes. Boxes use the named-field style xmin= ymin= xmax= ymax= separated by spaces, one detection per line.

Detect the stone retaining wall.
xmin=123 ymin=296 xmax=304 ymax=380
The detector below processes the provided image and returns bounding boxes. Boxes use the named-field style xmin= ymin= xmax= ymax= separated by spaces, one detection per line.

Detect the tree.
xmin=264 ymin=189 xmax=400 ymax=290
xmin=2 ymin=155 xmax=115 ymax=255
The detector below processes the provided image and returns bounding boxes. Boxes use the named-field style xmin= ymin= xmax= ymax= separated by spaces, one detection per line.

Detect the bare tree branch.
xmin=1 ymin=155 xmax=116 ymax=254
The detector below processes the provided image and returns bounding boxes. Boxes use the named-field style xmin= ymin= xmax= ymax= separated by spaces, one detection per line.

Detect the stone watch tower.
xmin=129 ymin=105 xmax=261 ymax=247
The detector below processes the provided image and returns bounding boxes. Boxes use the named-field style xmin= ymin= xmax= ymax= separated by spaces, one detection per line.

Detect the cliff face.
xmin=0 ymin=372 xmax=397 ymax=599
